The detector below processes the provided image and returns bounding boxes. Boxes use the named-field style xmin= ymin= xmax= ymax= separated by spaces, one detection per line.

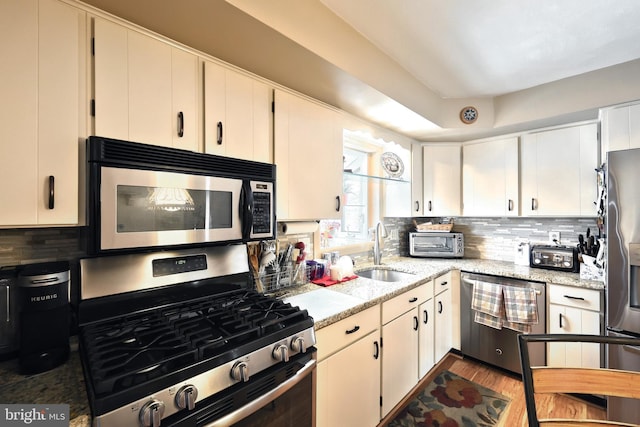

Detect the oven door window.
xmin=100 ymin=167 xmax=243 ymax=250
xmin=415 ymin=236 xmax=454 ymax=253
xmin=117 ymin=186 xmax=232 ymax=232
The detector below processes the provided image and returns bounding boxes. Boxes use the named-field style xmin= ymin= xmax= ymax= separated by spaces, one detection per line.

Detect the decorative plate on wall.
xmin=460 ymin=106 xmax=478 ymax=124
xmin=380 ymin=152 xmax=404 ymax=178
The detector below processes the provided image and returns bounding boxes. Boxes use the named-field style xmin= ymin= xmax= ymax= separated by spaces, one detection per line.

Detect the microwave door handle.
xmin=241 ymin=181 xmax=254 ymax=239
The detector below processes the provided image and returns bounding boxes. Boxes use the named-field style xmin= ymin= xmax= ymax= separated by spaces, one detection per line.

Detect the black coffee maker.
xmin=18 ymin=261 xmax=70 ymax=374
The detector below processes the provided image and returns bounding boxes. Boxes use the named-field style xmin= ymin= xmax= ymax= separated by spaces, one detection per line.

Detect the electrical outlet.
xmin=549 ymin=231 xmax=560 ymax=244
xmin=390 ymin=229 xmax=399 ymax=240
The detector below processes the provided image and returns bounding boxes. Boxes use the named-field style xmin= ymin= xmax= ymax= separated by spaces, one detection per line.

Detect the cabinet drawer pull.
xmin=345 ymin=325 xmax=360 ymax=335
xmin=48 ymin=176 xmax=55 ymax=209
xmin=177 ymin=112 xmax=184 ymax=137
xmin=438 ymin=301 xmax=443 ymax=314
xmin=373 ymin=341 xmax=379 ymax=359
xmin=413 ymin=316 xmax=419 ymax=331
xmin=409 ymin=297 xmax=418 ymax=303
xmin=415 ymin=200 xmax=420 ymax=212
xmin=559 ymin=313 xmax=563 ymax=328
xmin=423 ymin=309 xmax=428 ymax=325
xmin=217 ymin=121 xmax=223 ymax=145
xmin=335 ymin=196 xmax=341 ymax=212
xmin=440 ymin=281 xmax=448 ymax=286
xmin=563 ymin=294 xmax=585 ymax=301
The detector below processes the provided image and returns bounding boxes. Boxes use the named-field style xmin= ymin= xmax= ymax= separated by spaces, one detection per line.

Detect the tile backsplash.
xmin=0 ymin=227 xmax=86 ymax=267
xmin=396 ymin=216 xmax=599 ymax=262
xmin=0 ymin=216 xmax=599 ymax=268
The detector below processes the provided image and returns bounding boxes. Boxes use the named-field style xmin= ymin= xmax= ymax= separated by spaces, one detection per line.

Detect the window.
xmin=319 ymin=130 xmax=410 ymax=249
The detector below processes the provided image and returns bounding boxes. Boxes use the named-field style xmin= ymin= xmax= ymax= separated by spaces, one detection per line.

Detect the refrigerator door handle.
xmin=622 ymin=344 xmax=640 ymax=355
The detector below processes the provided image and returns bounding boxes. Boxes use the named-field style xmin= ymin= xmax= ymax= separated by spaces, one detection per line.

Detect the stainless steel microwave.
xmin=87 ymin=136 xmax=275 ymax=254
xmin=409 ymin=232 xmax=464 ymax=258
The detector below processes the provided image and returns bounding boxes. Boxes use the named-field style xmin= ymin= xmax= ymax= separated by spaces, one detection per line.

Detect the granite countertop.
xmin=281 ymin=257 xmax=604 ymax=329
xmin=0 ymin=339 xmax=90 ymax=427
xmin=0 ymin=256 xmax=603 ymax=426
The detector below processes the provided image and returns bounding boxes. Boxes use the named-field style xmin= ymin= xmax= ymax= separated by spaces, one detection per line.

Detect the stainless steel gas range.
xmin=77 ymin=244 xmax=316 ymax=427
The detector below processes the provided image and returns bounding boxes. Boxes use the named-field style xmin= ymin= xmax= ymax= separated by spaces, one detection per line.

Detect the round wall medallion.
xmin=460 ymin=106 xmax=478 ymax=124
xmin=380 ymin=152 xmax=404 ymax=178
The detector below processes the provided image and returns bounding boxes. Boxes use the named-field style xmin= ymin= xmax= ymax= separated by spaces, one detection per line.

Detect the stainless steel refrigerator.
xmin=606 ymin=148 xmax=640 ymax=424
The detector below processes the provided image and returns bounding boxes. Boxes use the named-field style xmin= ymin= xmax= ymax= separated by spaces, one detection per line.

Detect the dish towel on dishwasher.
xmin=471 ymin=281 xmax=504 ymax=329
xmin=471 ymin=282 xmax=539 ymax=333
xmin=502 ymin=286 xmax=538 ymax=333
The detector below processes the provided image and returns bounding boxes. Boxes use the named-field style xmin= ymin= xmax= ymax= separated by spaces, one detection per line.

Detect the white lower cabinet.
xmin=315 ymin=306 xmax=380 ymax=427
xmin=418 ymin=297 xmax=435 ymax=378
xmin=434 ymin=271 xmax=461 ymax=362
xmin=381 ymin=281 xmax=432 ymax=417
xmin=547 ymin=283 xmax=603 ymax=368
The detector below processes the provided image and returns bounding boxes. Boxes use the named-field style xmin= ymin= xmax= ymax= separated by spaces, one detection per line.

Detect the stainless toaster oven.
xmin=409 ymin=232 xmax=464 ymax=258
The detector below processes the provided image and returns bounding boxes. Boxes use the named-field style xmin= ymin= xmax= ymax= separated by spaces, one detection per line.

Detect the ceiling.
xmin=81 ymin=0 xmax=640 ymax=142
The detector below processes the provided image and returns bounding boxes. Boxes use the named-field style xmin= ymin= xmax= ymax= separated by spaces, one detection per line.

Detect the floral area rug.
xmin=387 ymin=370 xmax=511 ymax=427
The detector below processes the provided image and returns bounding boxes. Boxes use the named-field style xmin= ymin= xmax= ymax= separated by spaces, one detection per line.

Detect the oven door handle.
xmin=203 ymin=357 xmax=316 ymax=427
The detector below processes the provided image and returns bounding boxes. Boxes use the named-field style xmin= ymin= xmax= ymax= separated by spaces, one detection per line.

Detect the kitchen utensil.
xmin=248 ymin=245 xmax=264 ymax=293
xmin=578 ymin=234 xmax=585 ymax=253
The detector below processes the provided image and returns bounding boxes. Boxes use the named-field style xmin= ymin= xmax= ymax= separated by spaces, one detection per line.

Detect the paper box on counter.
xmin=580 ymin=255 xmax=605 ymax=282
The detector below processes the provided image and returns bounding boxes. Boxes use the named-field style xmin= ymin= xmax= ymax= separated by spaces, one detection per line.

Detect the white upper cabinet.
xmin=203 ymin=60 xmax=272 ymax=162
xmin=521 ymin=123 xmax=598 ymax=216
xmin=422 ymin=145 xmax=461 ymax=216
xmin=463 ymin=137 xmax=519 ymax=216
xmin=274 ymin=89 xmax=342 ymax=220
xmin=411 ymin=144 xmax=424 ymax=216
xmin=601 ymin=102 xmax=640 ymax=155
xmin=0 ymin=0 xmax=84 ymax=226
xmin=93 ymin=17 xmax=198 ymax=151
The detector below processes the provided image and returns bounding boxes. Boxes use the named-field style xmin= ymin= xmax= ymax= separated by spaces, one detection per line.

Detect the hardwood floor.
xmin=378 ymin=353 xmax=606 ymax=426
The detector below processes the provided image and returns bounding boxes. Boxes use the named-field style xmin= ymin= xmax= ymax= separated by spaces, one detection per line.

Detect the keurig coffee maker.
xmin=18 ymin=261 xmax=70 ymax=374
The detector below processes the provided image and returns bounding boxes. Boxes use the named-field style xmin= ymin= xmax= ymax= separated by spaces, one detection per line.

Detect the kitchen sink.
xmin=356 ymin=268 xmax=415 ymax=282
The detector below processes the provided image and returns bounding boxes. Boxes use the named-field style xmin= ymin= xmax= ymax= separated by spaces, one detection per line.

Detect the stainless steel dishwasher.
xmin=460 ymin=272 xmax=546 ymax=374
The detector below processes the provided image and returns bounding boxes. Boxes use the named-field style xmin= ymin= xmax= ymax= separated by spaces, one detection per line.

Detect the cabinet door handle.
xmin=428 ymin=200 xmax=432 ymax=212
xmin=508 ymin=199 xmax=514 ymax=211
xmin=409 ymin=297 xmax=418 ymax=303
xmin=423 ymin=309 xmax=428 ymax=325
xmin=531 ymin=198 xmax=537 ymax=211
xmin=563 ymin=294 xmax=585 ymax=301
xmin=373 ymin=341 xmax=380 ymax=359
xmin=438 ymin=301 xmax=443 ymax=314
xmin=559 ymin=313 xmax=563 ymax=328
xmin=48 ymin=176 xmax=55 ymax=209
xmin=413 ymin=316 xmax=419 ymax=331
xmin=177 ymin=112 xmax=184 ymax=138
xmin=335 ymin=196 xmax=341 ymax=212
xmin=345 ymin=325 xmax=360 ymax=335
xmin=217 ymin=121 xmax=223 ymax=145
xmin=415 ymin=200 xmax=420 ymax=212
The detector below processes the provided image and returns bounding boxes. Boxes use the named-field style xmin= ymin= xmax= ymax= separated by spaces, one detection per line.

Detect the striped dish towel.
xmin=502 ymin=286 xmax=538 ymax=333
xmin=471 ymin=281 xmax=504 ymax=330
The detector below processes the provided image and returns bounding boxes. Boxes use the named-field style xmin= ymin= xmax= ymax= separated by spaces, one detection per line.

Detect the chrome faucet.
xmin=373 ymin=221 xmax=388 ymax=265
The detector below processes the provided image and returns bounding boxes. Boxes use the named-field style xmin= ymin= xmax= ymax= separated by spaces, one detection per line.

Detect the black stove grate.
xmin=80 ymin=288 xmax=310 ymax=400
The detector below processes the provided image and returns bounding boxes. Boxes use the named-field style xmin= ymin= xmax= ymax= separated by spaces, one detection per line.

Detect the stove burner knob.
xmin=272 ymin=344 xmax=289 ymax=362
xmin=175 ymin=385 xmax=198 ymax=411
xmin=139 ymin=399 xmax=165 ymax=427
xmin=231 ymin=361 xmax=250 ymax=382
xmin=291 ymin=336 xmax=306 ymax=353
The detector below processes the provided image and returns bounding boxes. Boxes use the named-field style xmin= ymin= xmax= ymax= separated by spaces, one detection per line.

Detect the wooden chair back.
xmin=518 ymin=334 xmax=640 ymax=427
